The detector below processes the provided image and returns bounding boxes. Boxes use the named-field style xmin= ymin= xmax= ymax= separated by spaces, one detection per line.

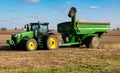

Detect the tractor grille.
xmin=12 ymin=35 xmax=17 ymax=44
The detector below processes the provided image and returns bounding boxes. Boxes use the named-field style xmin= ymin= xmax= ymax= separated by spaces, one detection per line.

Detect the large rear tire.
xmin=43 ymin=35 xmax=59 ymax=50
xmin=24 ymin=39 xmax=38 ymax=51
xmin=85 ymin=36 xmax=99 ymax=48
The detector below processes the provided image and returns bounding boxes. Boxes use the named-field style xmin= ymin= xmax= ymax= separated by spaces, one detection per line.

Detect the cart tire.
xmin=85 ymin=36 xmax=99 ymax=48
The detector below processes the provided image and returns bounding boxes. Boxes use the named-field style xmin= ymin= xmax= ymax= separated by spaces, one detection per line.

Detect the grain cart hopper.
xmin=7 ymin=22 xmax=59 ymax=51
xmin=58 ymin=7 xmax=110 ymax=48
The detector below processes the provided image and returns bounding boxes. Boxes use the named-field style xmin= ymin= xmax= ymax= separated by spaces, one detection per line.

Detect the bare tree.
xmin=1 ymin=27 xmax=7 ymax=31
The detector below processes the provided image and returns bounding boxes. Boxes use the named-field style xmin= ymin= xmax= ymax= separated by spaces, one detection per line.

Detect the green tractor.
xmin=7 ymin=22 xmax=59 ymax=51
xmin=7 ymin=7 xmax=110 ymax=51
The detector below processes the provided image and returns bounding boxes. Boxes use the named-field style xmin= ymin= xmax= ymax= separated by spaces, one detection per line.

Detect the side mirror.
xmin=24 ymin=24 xmax=29 ymax=31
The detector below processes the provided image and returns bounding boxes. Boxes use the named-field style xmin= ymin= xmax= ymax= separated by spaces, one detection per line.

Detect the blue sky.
xmin=0 ymin=0 xmax=120 ymax=29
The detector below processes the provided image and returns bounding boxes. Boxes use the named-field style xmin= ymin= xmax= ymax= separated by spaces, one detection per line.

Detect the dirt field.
xmin=0 ymin=30 xmax=120 ymax=72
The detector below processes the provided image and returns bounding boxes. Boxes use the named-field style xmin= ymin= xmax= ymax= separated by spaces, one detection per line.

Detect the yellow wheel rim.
xmin=28 ymin=41 xmax=36 ymax=51
xmin=48 ymin=36 xmax=58 ymax=49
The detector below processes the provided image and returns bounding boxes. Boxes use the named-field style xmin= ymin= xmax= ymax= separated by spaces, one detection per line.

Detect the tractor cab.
xmin=25 ymin=22 xmax=49 ymax=33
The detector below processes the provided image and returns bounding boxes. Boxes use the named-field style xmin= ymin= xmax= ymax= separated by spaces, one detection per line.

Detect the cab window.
xmin=39 ymin=25 xmax=48 ymax=33
xmin=32 ymin=25 xmax=39 ymax=31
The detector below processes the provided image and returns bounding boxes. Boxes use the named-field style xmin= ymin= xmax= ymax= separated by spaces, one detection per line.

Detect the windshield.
xmin=31 ymin=25 xmax=39 ymax=31
xmin=39 ymin=25 xmax=48 ymax=32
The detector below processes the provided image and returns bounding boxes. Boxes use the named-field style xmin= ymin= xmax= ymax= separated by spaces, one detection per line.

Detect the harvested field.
xmin=0 ymin=30 xmax=22 ymax=35
xmin=0 ymin=30 xmax=120 ymax=73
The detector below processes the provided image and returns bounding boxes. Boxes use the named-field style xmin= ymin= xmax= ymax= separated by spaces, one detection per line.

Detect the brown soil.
xmin=0 ymin=30 xmax=120 ymax=70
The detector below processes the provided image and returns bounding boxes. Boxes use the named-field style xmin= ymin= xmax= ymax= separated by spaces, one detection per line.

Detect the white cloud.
xmin=65 ymin=2 xmax=71 ymax=5
xmin=89 ymin=6 xmax=98 ymax=9
xmin=22 ymin=0 xmax=40 ymax=3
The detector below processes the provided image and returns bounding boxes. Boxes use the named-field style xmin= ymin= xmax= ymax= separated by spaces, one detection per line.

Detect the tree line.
xmin=0 ymin=27 xmax=17 ymax=31
xmin=112 ymin=27 xmax=120 ymax=31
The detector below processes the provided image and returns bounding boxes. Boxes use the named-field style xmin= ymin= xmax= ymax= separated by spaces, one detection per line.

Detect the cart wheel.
xmin=44 ymin=35 xmax=59 ymax=50
xmin=25 ymin=39 xmax=38 ymax=51
xmin=85 ymin=36 xmax=99 ymax=48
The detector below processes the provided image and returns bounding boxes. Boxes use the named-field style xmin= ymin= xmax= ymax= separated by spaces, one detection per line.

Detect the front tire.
xmin=43 ymin=35 xmax=59 ymax=50
xmin=24 ymin=39 xmax=38 ymax=51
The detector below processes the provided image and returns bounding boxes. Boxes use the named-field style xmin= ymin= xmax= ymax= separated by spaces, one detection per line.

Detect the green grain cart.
xmin=7 ymin=7 xmax=110 ymax=51
xmin=58 ymin=7 xmax=110 ymax=48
